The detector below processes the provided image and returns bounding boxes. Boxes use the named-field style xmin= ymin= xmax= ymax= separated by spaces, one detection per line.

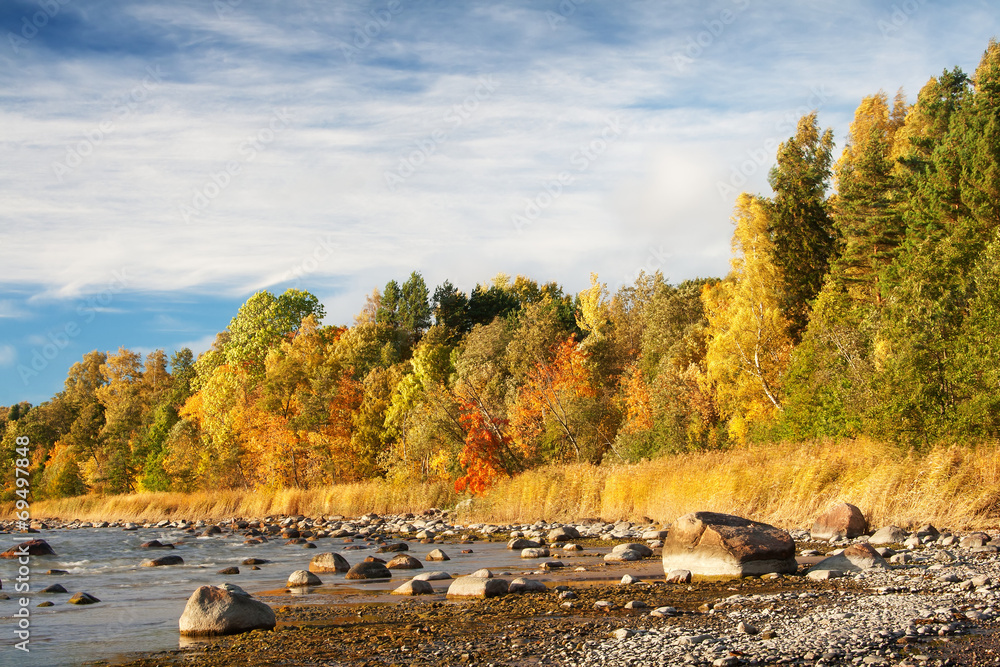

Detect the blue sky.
xmin=1 ymin=0 xmax=997 ymax=406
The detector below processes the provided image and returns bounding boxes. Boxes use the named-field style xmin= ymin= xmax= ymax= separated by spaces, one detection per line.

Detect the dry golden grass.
xmin=15 ymin=439 xmax=1000 ymax=529
xmin=23 ymin=480 xmax=456 ymax=523
xmin=466 ymin=439 xmax=1000 ymax=530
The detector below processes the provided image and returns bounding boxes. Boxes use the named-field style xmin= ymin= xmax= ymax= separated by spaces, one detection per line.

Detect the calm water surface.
xmin=0 ymin=527 xmax=558 ymax=666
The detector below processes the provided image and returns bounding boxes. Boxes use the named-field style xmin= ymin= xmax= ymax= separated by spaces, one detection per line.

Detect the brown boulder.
xmin=661 ymin=512 xmax=796 ymax=577
xmin=810 ymin=502 xmax=868 ymax=541
xmin=1 ymin=539 xmax=56 ymax=558
xmin=345 ymin=561 xmax=391 ymax=580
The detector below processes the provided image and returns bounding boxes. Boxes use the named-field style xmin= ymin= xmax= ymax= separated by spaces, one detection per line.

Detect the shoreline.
xmin=5 ymin=508 xmax=999 ymax=667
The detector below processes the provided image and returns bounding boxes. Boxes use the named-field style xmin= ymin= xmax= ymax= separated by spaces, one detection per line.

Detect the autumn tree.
xmin=703 ymin=194 xmax=793 ymax=443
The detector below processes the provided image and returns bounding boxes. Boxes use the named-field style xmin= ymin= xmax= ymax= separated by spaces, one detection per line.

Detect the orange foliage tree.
xmin=454 ymin=398 xmax=512 ymax=495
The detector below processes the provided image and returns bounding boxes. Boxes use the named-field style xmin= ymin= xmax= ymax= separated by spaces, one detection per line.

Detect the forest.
xmin=3 ymin=42 xmax=1000 ymax=503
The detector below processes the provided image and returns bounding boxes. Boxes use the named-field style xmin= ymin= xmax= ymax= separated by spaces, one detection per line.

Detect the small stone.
xmin=217 ymin=566 xmax=239 ymax=575
xmin=37 ymin=600 xmax=54 ymax=607
xmin=738 ymin=621 xmax=758 ymax=635
xmin=612 ymin=628 xmax=634 ymax=640
xmin=666 ymin=569 xmax=692 ymax=584
xmin=594 ymin=600 xmax=614 ymax=610
xmin=286 ymin=570 xmax=322 ymax=587
xmin=624 ymin=600 xmax=647 ymax=609
xmin=68 ymin=592 xmax=100 ymax=605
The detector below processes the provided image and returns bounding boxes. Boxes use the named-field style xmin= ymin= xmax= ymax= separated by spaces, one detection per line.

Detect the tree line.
xmin=4 ymin=42 xmax=1000 ymax=500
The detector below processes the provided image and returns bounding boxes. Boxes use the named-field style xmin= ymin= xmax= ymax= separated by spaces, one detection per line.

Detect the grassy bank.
xmin=16 ymin=439 xmax=1000 ymax=530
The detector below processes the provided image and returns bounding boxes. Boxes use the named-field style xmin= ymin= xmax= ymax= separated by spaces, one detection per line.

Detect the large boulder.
xmin=661 ymin=512 xmax=797 ymax=577
xmin=178 ymin=585 xmax=276 ymax=636
xmin=309 ymin=552 xmax=350 ymax=573
xmin=345 ymin=561 xmax=391 ymax=580
xmin=1 ymin=539 xmax=56 ymax=558
xmin=446 ymin=576 xmax=509 ymax=598
xmin=809 ymin=543 xmax=888 ymax=573
xmin=810 ymin=502 xmax=868 ymax=541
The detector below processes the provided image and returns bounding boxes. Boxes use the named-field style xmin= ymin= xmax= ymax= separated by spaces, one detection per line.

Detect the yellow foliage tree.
xmin=703 ymin=193 xmax=793 ymax=443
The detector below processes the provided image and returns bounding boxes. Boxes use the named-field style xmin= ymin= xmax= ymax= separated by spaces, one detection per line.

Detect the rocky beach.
xmin=2 ymin=507 xmax=999 ymax=667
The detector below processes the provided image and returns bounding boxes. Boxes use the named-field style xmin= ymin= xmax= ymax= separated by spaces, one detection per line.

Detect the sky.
xmin=0 ymin=0 xmax=997 ymax=406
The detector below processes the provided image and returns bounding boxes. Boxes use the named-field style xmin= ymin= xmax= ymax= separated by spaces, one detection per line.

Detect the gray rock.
xmin=508 ymin=577 xmax=547 ymax=593
xmin=446 ymin=576 xmax=508 ymax=598
xmin=412 ymin=570 xmax=452 ymax=581
xmin=810 ymin=543 xmax=888 ymax=573
xmin=869 ymin=525 xmax=908 ymax=545
xmin=178 ymin=585 xmax=275 ymax=636
xmin=547 ymin=526 xmax=581 ymax=542
xmin=391 ymin=579 xmax=434 ymax=595
xmin=521 ymin=547 xmax=550 ymax=559
xmin=286 ymin=570 xmax=322 ymax=587
xmin=612 ymin=543 xmax=653 ymax=558
xmin=425 ymin=548 xmax=450 ymax=561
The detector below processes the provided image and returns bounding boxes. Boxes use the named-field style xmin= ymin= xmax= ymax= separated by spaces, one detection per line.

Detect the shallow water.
xmin=0 ymin=527 xmax=567 ymax=666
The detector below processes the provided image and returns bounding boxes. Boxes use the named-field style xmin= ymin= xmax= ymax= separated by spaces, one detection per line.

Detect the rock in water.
xmin=286 ymin=570 xmax=322 ymax=587
xmin=661 ymin=512 xmax=796 ymax=577
xmin=68 ymin=592 xmax=100 ymax=605
xmin=1 ymin=539 xmax=56 ymax=558
xmin=425 ymin=548 xmax=450 ymax=561
xmin=141 ymin=555 xmax=184 ymax=567
xmin=345 ymin=561 xmax=391 ymax=580
xmin=178 ymin=585 xmax=275 ymax=636
xmin=391 ymin=579 xmax=434 ymax=595
xmin=446 ymin=576 xmax=509 ymax=598
xmin=386 ymin=554 xmax=424 ymax=570
xmin=309 ymin=552 xmax=350 ymax=573
xmin=810 ymin=502 xmax=868 ymax=541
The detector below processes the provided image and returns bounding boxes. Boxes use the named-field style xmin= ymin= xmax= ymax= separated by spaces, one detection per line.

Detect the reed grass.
xmin=14 ymin=439 xmax=1000 ymax=530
